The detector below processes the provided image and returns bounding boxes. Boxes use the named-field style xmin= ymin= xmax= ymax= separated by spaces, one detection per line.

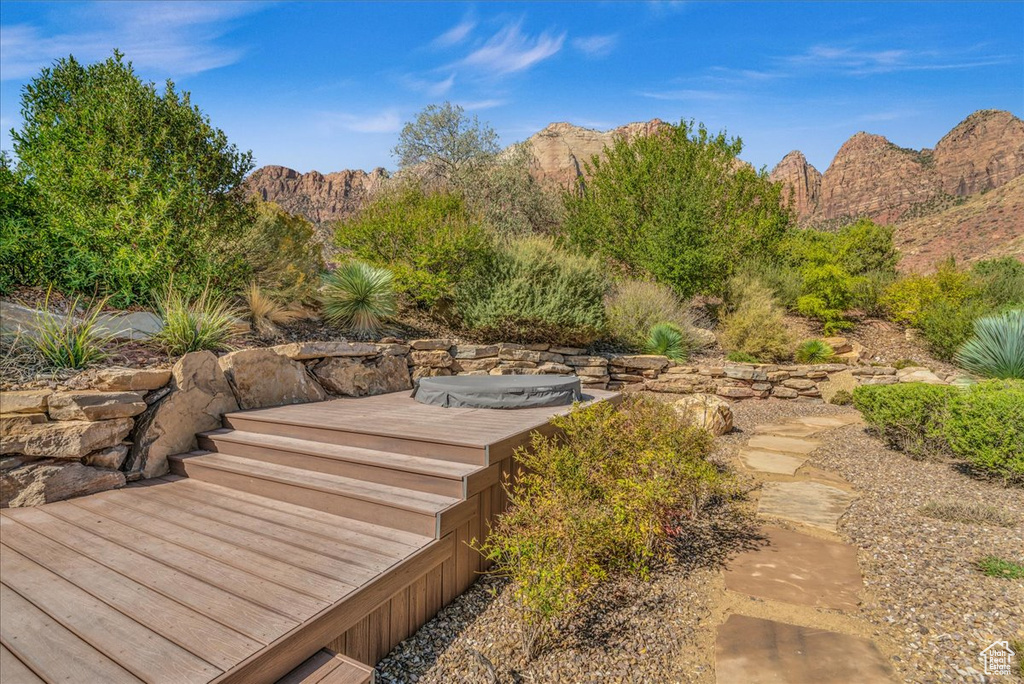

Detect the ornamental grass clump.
xmin=243 ymin=282 xmax=304 ymax=337
xmin=27 ymin=290 xmax=113 ymax=369
xmin=151 ymin=285 xmax=239 ymax=355
xmin=794 ymin=339 xmax=835 ymax=364
xmin=955 ymin=309 xmax=1024 ymax=380
xmin=604 ymin=280 xmax=705 ymax=351
xmin=476 ymin=396 xmax=733 ymax=658
xmin=644 ymin=322 xmax=690 ymax=361
xmin=321 ymin=261 xmax=397 ymax=335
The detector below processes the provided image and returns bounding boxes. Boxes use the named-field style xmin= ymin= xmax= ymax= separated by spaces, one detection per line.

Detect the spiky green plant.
xmin=794 ymin=339 xmax=835 ymax=364
xmin=644 ymin=322 xmax=690 ymax=361
xmin=151 ymin=285 xmax=239 ymax=355
xmin=955 ymin=309 xmax=1024 ymax=379
xmin=28 ymin=290 xmax=113 ymax=369
xmin=321 ymin=261 xmax=396 ymax=334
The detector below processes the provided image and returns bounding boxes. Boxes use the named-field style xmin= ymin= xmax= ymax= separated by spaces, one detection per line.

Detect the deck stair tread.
xmin=276 ymin=649 xmax=373 ymax=684
xmin=169 ymin=451 xmax=460 ymax=514
xmin=201 ymin=429 xmax=477 ymax=480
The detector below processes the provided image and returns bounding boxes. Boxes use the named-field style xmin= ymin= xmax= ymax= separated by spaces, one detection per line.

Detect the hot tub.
xmin=412 ymin=375 xmax=583 ymax=409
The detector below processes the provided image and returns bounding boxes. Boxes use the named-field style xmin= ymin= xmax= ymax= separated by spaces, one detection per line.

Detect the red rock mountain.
xmin=246 ymin=165 xmax=389 ymax=225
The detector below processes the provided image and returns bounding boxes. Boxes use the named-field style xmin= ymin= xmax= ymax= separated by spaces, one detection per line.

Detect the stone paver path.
xmin=715 ymin=411 xmax=896 ymax=683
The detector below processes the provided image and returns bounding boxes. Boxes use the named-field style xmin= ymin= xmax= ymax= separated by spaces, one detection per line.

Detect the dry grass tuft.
xmin=918 ymin=500 xmax=1018 ymax=528
xmin=243 ymin=282 xmax=305 ymax=336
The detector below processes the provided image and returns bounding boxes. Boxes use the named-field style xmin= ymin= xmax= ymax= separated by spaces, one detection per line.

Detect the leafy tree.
xmin=562 ymin=121 xmax=793 ymax=298
xmin=392 ymin=102 xmax=500 ymax=185
xmin=8 ymin=51 xmax=254 ymax=305
xmin=462 ymin=141 xmax=562 ymax=237
xmin=0 ymin=153 xmax=42 ymax=293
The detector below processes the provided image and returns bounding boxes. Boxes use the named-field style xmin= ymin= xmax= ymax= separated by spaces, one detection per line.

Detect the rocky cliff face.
xmin=773 ymin=109 xmax=1024 ymax=226
xmin=245 ymin=165 xmax=389 ymax=225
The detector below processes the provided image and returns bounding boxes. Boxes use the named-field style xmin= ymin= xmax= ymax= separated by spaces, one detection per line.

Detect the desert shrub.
xmin=719 ymin=274 xmax=793 ymax=362
xmin=8 ymin=52 xmax=254 ymax=306
xmin=976 ymin=556 xmax=1024 ymax=579
xmin=562 ymin=120 xmax=792 ymax=298
xmin=971 ymin=257 xmax=1024 ymax=310
xmin=644 ymin=323 xmax=690 ymax=361
xmin=955 ymin=309 xmax=1024 ymax=379
xmin=462 ymin=141 xmax=562 ymax=237
xmin=243 ymin=283 xmax=304 ymax=337
xmin=151 ymin=286 xmax=239 ymax=355
xmin=726 ymin=351 xmax=758 ymax=363
xmin=26 ymin=292 xmax=112 ymax=369
xmin=829 ymin=389 xmax=853 ymax=406
xmin=918 ymin=297 xmax=991 ymax=361
xmin=738 ymin=258 xmax=803 ymax=309
xmin=457 ymin=236 xmax=609 ymax=346
xmin=321 ymin=261 xmax=397 ymax=335
xmin=228 ymin=203 xmax=324 ymax=303
xmin=850 ymin=269 xmax=897 ymax=317
xmin=945 ymin=380 xmax=1024 ymax=481
xmin=918 ymin=500 xmax=1018 ymax=527
xmin=795 ymin=339 xmax=835 ymax=364
xmin=852 ymin=383 xmax=958 ymax=459
xmin=334 ymin=185 xmax=493 ymax=310
xmin=604 ymin=280 xmax=701 ymax=350
xmin=477 ymin=396 xmax=727 ymax=656
xmin=882 ymin=259 xmax=975 ymax=326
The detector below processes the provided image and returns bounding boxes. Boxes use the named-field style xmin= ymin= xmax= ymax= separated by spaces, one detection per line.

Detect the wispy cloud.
xmin=784 ymin=43 xmax=1013 ymax=75
xmin=432 ymin=18 xmax=476 ymax=48
xmin=637 ymin=88 xmax=734 ymax=101
xmin=572 ymin=34 xmax=617 ymax=58
xmin=457 ymin=99 xmax=507 ymax=111
xmin=316 ymin=109 xmax=402 ymax=134
xmin=460 ymin=22 xmax=565 ymax=75
xmin=402 ymin=73 xmax=456 ymax=96
xmin=0 ymin=1 xmax=263 ymax=81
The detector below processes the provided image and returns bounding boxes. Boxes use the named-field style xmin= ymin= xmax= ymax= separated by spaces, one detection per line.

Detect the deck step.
xmin=168 ymin=451 xmax=459 ymax=537
xmin=199 ymin=429 xmax=474 ymax=497
xmin=277 ymin=649 xmax=374 ymax=684
xmin=223 ymin=412 xmax=488 ymax=465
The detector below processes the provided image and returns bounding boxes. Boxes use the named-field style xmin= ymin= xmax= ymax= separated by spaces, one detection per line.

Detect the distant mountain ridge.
xmin=244 ymin=109 xmax=1024 ymax=271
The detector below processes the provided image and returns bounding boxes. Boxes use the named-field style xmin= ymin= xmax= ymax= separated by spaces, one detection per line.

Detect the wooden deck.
xmin=1 ymin=389 xmax=617 ymax=683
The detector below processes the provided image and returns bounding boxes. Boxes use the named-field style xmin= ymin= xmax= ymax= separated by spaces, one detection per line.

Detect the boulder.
xmin=717 ymin=387 xmax=756 ymax=399
xmin=91 ymin=367 xmax=172 ymax=391
xmin=771 ymin=386 xmax=799 ymax=399
xmin=1 ymin=418 xmax=133 ymax=459
xmin=575 ymin=365 xmax=611 ymax=378
xmin=83 ymin=444 xmax=129 ymax=470
xmin=0 ymin=390 xmax=51 ymax=414
xmin=1 ymin=460 xmax=126 ymax=507
xmin=410 ymin=339 xmax=454 ymax=351
xmin=549 ymin=346 xmax=586 ymax=355
xmin=724 ymin=365 xmax=769 ymax=382
xmin=498 ymin=348 xmax=543 ymax=363
xmin=47 ymin=391 xmax=147 ymax=421
xmin=272 ymin=341 xmax=378 ymax=360
xmin=219 ymin=348 xmax=327 ymax=409
xmin=674 ymin=394 xmax=734 ymax=435
xmin=783 ymin=378 xmax=817 ymax=390
xmin=409 ymin=350 xmax=453 ymax=368
xmin=819 ymin=370 xmax=858 ymax=404
xmin=691 ymin=328 xmax=718 ymax=348
xmin=312 ymin=355 xmax=412 ymax=397
xmin=897 ymin=368 xmax=945 ymax=385
xmin=129 ymin=351 xmax=240 ymax=479
xmin=645 ymin=377 xmax=716 ymax=394
xmin=375 ymin=343 xmax=411 ymax=356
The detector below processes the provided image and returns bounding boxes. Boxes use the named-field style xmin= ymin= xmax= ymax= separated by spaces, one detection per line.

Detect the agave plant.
xmin=794 ymin=339 xmax=835 ymax=364
xmin=644 ymin=322 xmax=689 ymax=361
xmin=321 ymin=261 xmax=396 ymax=334
xmin=955 ymin=309 xmax=1024 ymax=379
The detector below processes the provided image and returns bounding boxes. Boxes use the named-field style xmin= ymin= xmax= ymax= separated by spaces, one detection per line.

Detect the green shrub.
xmin=976 ymin=556 xmax=1024 ymax=579
xmin=796 ymin=264 xmax=856 ymax=333
xmin=955 ymin=309 xmax=1024 ymax=379
xmin=795 ymin=339 xmax=835 ymax=364
xmin=828 ymin=389 xmax=853 ymax=406
xmin=26 ymin=292 xmax=112 ymax=369
xmin=852 ymin=383 xmax=957 ymax=459
xmin=971 ymin=257 xmax=1024 ymax=310
xmin=644 ymin=323 xmax=689 ymax=361
xmin=726 ymin=351 xmax=758 ymax=363
xmin=321 ymin=261 xmax=397 ymax=335
xmin=150 ymin=286 xmax=239 ymax=355
xmin=604 ymin=280 xmax=702 ymax=350
xmin=457 ymin=236 xmax=609 ymax=346
xmin=228 ymin=203 xmax=324 ymax=303
xmin=882 ymin=259 xmax=975 ymax=327
xmin=945 ymin=380 xmax=1024 ymax=482
xmin=850 ymin=269 xmax=897 ymax=317
xmin=476 ymin=396 xmax=727 ymax=656
xmin=719 ymin=274 xmax=793 ymax=362
xmin=334 ymin=185 xmax=493 ymax=310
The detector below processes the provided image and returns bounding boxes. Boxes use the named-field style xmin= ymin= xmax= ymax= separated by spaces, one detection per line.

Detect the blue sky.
xmin=2 ymin=1 xmax=1022 ymax=174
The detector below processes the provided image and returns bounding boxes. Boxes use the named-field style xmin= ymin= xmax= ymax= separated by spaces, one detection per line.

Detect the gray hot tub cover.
xmin=412 ymin=375 xmax=583 ymax=409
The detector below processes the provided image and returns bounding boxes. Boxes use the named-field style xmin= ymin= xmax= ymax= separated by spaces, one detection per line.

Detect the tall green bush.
xmin=8 ymin=52 xmax=255 ymax=306
xmin=334 ymin=185 xmax=493 ymax=310
xmin=718 ymin=274 xmax=793 ymax=362
xmin=456 ymin=236 xmax=609 ymax=345
xmin=853 ymin=383 xmax=958 ymax=459
xmin=562 ymin=120 xmax=792 ymax=298
xmin=945 ymin=381 xmax=1024 ymax=482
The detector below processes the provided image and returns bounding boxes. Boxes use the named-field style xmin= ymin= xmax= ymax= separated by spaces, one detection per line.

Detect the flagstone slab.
xmin=791 ymin=414 xmax=863 ymax=428
xmin=758 ymin=482 xmax=856 ymax=532
xmin=747 ymin=435 xmax=821 ymax=455
xmin=716 ymin=615 xmax=895 ymax=684
xmin=752 ymin=423 xmax=826 ymax=438
xmin=724 ymin=526 xmax=863 ymax=611
xmin=738 ymin=449 xmax=809 ymax=476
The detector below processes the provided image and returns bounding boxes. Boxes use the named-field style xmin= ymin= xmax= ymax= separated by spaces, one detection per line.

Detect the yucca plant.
xmin=151 ymin=285 xmax=240 ymax=355
xmin=955 ymin=309 xmax=1024 ymax=379
xmin=28 ymin=290 xmax=113 ymax=369
xmin=643 ymin=322 xmax=690 ymax=361
xmin=794 ymin=339 xmax=835 ymax=364
xmin=243 ymin=282 xmax=304 ymax=337
xmin=321 ymin=261 xmax=396 ymax=334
